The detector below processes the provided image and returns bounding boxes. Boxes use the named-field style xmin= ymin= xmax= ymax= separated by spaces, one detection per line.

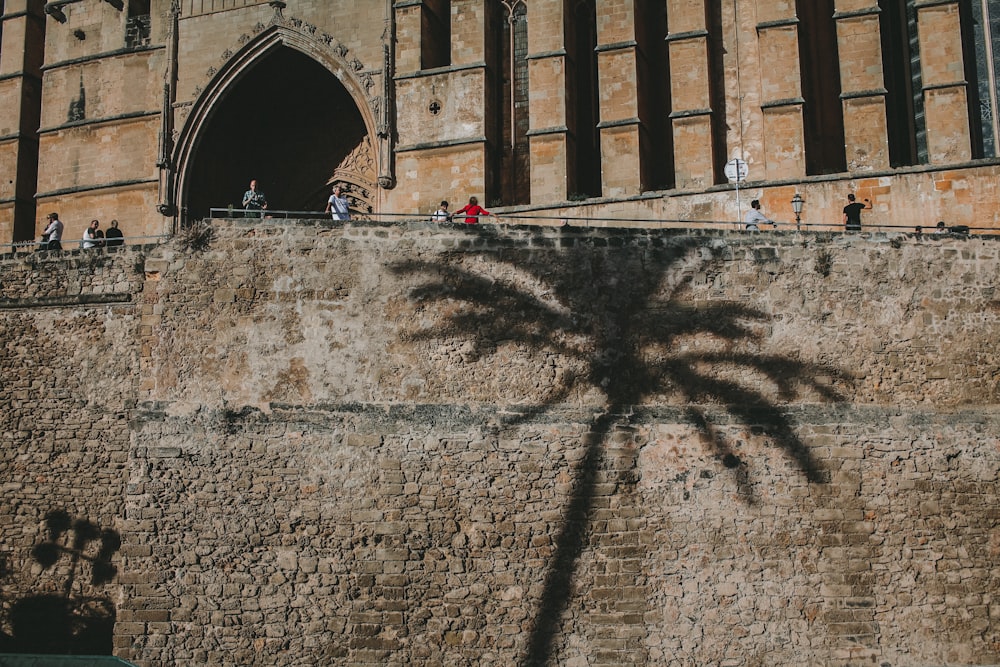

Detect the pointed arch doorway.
xmin=175 ymin=34 xmax=380 ymax=222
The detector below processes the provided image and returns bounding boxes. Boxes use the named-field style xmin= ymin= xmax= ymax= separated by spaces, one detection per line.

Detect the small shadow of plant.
xmin=176 ymin=220 xmax=215 ymax=252
xmin=814 ymin=249 xmax=833 ymax=277
xmin=390 ymin=226 xmax=848 ymax=666
xmin=0 ymin=509 xmax=121 ymax=655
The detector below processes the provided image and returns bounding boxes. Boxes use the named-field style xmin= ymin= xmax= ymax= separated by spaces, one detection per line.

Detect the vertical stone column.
xmin=595 ymin=0 xmax=643 ymax=197
xmin=393 ymin=0 xmax=490 ymax=206
xmin=916 ymin=0 xmax=973 ymax=163
xmin=452 ymin=0 xmax=490 ymax=66
xmin=394 ymin=0 xmax=423 ymax=76
xmin=0 ymin=0 xmax=45 ymax=244
xmin=834 ymin=0 xmax=891 ymax=171
xmin=526 ymin=0 xmax=570 ymax=203
xmin=666 ymin=0 xmax=716 ymax=189
xmin=755 ymin=4 xmax=806 ymax=179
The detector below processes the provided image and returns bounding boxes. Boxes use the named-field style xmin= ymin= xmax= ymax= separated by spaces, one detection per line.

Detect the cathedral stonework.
xmin=1 ymin=221 xmax=1000 ymax=665
xmin=2 ymin=3 xmax=1000 ymax=665
xmin=3 ymin=1 xmax=1000 ymax=245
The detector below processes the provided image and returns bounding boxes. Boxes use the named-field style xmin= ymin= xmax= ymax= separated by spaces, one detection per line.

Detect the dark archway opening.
xmin=183 ymin=46 xmax=368 ymax=220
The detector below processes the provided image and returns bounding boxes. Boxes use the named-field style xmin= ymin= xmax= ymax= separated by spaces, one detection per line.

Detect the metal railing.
xmin=0 ymin=235 xmax=170 ymax=254
xmin=209 ymin=208 xmax=994 ymax=236
xmin=4 ymin=212 xmax=986 ymax=257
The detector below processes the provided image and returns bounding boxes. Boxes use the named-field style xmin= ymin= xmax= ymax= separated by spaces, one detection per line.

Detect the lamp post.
xmin=791 ymin=193 xmax=804 ymax=231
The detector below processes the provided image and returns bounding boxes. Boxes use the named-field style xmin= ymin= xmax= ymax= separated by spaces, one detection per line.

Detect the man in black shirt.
xmin=105 ymin=219 xmax=124 ymax=247
xmin=843 ymin=193 xmax=869 ymax=231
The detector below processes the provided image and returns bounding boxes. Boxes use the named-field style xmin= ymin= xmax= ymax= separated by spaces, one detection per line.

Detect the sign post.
xmin=724 ymin=158 xmax=749 ymax=229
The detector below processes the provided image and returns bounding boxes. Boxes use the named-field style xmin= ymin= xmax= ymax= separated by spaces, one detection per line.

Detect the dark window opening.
xmin=797 ymin=0 xmax=847 ymax=175
xmin=184 ymin=47 xmax=368 ymax=221
xmin=126 ymin=0 xmax=151 ymax=49
xmin=421 ymin=0 xmax=451 ymax=70
xmin=706 ymin=2 xmax=729 ymax=184
xmin=879 ymin=0 xmax=923 ymax=166
xmin=964 ymin=0 xmax=997 ymax=158
xmin=489 ymin=0 xmax=530 ymax=206
xmin=635 ymin=0 xmax=672 ymax=191
xmin=10 ymin=0 xmax=47 ymax=243
xmin=566 ymin=0 xmax=601 ymax=199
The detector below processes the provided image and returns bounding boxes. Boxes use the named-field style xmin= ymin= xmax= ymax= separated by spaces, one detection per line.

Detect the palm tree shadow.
xmin=0 ymin=510 xmax=120 ymax=655
xmin=390 ymin=225 xmax=847 ymax=665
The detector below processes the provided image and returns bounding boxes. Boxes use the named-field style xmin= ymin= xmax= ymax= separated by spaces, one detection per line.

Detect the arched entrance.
xmin=174 ymin=29 xmax=380 ymax=222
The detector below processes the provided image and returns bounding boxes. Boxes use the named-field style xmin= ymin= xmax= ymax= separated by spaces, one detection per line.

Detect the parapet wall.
xmin=1 ymin=222 xmax=998 ymax=666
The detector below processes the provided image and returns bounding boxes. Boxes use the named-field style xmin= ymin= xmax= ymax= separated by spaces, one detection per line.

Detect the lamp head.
xmin=791 ymin=193 xmax=804 ymax=215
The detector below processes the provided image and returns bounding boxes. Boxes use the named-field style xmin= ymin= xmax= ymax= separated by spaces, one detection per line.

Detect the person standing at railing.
xmin=454 ymin=196 xmax=493 ymax=225
xmin=843 ymin=193 xmax=869 ymax=232
xmin=105 ymin=219 xmax=124 ymax=247
xmin=82 ymin=219 xmax=102 ymax=249
xmin=325 ymin=184 xmax=351 ymax=221
xmin=743 ymin=200 xmax=773 ymax=231
xmin=431 ymin=200 xmax=452 ymax=222
xmin=41 ymin=212 xmax=64 ymax=250
xmin=242 ymin=179 xmax=268 ymax=217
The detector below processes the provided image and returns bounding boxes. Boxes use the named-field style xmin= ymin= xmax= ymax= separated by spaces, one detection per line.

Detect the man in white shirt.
xmin=431 ymin=200 xmax=451 ymax=222
xmin=81 ymin=219 xmax=100 ymax=248
xmin=744 ymin=200 xmax=773 ymax=231
xmin=42 ymin=212 xmax=64 ymax=250
xmin=325 ymin=185 xmax=351 ymax=221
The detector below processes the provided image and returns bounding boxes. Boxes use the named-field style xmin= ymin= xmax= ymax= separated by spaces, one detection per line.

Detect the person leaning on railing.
xmin=41 ymin=212 xmax=64 ymax=250
xmin=454 ymin=196 xmax=494 ymax=225
xmin=105 ymin=219 xmax=124 ymax=247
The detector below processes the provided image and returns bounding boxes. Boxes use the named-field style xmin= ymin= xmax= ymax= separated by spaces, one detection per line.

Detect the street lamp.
xmin=791 ymin=193 xmax=805 ymax=231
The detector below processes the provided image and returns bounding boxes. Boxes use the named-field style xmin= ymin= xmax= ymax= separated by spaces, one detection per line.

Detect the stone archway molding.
xmin=169 ymin=7 xmax=395 ymax=225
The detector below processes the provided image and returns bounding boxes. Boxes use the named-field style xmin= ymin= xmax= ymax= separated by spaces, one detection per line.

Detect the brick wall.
xmin=1 ymin=222 xmax=999 ymax=665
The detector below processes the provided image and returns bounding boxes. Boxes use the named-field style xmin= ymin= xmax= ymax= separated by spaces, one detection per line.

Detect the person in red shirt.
xmin=454 ymin=196 xmax=493 ymax=224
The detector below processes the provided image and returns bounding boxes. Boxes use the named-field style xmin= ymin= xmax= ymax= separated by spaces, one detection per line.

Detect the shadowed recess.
xmin=184 ymin=45 xmax=367 ymax=219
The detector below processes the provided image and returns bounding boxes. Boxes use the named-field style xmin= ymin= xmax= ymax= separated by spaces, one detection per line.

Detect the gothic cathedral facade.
xmin=2 ymin=0 xmax=1000 ymax=244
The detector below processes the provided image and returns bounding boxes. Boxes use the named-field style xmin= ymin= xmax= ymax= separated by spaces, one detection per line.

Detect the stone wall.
xmin=0 ymin=246 xmax=143 ymax=654
xmin=1 ymin=221 xmax=999 ymax=666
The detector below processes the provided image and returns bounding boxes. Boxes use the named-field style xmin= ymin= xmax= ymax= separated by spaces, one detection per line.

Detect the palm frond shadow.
xmin=390 ymin=226 xmax=848 ymax=666
xmin=0 ymin=510 xmax=120 ymax=655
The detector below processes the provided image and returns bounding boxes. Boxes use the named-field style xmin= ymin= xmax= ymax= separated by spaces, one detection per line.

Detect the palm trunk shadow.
xmin=521 ymin=410 xmax=619 ymax=667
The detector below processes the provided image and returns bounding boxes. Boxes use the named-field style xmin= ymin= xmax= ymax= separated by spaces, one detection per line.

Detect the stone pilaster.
xmin=394 ymin=0 xmax=423 ymax=76
xmin=667 ymin=0 xmax=716 ymax=189
xmin=834 ymin=0 xmax=891 ymax=171
xmin=452 ymin=0 xmax=489 ymax=66
xmin=596 ymin=0 xmax=642 ymax=197
xmin=916 ymin=0 xmax=972 ymax=163
xmin=755 ymin=4 xmax=806 ymax=180
xmin=526 ymin=0 xmax=570 ymax=203
xmin=0 ymin=0 xmax=45 ymax=244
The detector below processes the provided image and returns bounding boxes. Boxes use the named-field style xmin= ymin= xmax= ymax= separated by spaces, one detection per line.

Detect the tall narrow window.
xmin=706 ymin=2 xmax=729 ymax=184
xmin=490 ymin=0 xmax=530 ymax=206
xmin=635 ymin=0 xmax=672 ymax=191
xmin=797 ymin=0 xmax=847 ymax=175
xmin=421 ymin=0 xmax=451 ymax=70
xmin=126 ymin=0 xmax=151 ymax=49
xmin=879 ymin=0 xmax=923 ymax=166
xmin=566 ymin=0 xmax=600 ymax=199
xmin=964 ymin=0 xmax=999 ymax=157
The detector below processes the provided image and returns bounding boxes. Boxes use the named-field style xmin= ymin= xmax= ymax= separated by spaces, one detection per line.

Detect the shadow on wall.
xmin=391 ymin=226 xmax=848 ymax=666
xmin=0 ymin=510 xmax=120 ymax=655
